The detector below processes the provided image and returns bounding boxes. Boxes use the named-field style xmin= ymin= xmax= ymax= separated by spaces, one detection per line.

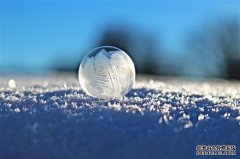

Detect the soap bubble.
xmin=78 ymin=46 xmax=135 ymax=99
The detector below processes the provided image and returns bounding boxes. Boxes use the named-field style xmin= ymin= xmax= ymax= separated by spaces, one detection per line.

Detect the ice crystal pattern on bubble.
xmin=78 ymin=46 xmax=135 ymax=99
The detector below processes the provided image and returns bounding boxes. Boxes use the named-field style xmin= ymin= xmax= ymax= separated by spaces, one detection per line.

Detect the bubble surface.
xmin=78 ymin=46 xmax=135 ymax=99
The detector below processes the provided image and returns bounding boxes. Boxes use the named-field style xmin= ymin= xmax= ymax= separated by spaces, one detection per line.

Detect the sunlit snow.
xmin=0 ymin=74 xmax=239 ymax=159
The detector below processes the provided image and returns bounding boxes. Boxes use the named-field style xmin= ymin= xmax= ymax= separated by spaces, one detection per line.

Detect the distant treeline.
xmin=55 ymin=16 xmax=240 ymax=79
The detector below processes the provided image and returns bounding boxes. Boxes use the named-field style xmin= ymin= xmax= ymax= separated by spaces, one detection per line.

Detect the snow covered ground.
xmin=0 ymin=74 xmax=240 ymax=159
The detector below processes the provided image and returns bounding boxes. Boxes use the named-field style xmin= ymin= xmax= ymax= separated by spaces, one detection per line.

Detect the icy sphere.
xmin=78 ymin=46 xmax=135 ymax=99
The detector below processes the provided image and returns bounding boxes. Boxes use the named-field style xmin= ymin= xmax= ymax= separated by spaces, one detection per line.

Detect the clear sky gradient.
xmin=1 ymin=0 xmax=239 ymax=72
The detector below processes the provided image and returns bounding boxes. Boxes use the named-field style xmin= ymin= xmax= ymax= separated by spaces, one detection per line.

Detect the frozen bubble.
xmin=8 ymin=79 xmax=16 ymax=88
xmin=78 ymin=46 xmax=135 ymax=99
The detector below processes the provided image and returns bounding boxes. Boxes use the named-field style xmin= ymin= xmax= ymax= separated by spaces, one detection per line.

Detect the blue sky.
xmin=1 ymin=0 xmax=239 ymax=71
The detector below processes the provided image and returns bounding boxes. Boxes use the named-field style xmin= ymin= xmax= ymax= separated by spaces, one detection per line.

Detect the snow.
xmin=0 ymin=74 xmax=240 ymax=159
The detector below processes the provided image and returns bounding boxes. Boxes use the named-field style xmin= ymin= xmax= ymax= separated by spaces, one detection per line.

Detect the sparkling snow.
xmin=0 ymin=74 xmax=240 ymax=159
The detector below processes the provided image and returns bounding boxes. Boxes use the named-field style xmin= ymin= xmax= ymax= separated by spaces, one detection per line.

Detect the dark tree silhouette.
xmin=185 ymin=16 xmax=240 ymax=79
xmin=213 ymin=18 xmax=240 ymax=79
xmin=97 ymin=24 xmax=161 ymax=75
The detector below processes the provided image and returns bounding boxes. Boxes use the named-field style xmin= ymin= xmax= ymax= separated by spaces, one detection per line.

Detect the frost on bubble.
xmin=78 ymin=46 xmax=135 ymax=99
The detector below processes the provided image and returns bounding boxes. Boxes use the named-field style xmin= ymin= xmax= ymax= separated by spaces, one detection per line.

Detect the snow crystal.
xmin=197 ymin=113 xmax=209 ymax=121
xmin=184 ymin=121 xmax=193 ymax=128
xmin=14 ymin=108 xmax=21 ymax=113
xmin=236 ymin=116 xmax=240 ymax=121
